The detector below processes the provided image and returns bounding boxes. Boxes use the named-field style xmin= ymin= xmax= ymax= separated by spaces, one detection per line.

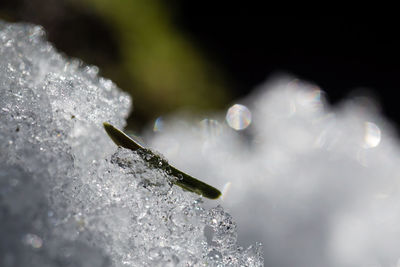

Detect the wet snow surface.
xmin=0 ymin=22 xmax=262 ymax=267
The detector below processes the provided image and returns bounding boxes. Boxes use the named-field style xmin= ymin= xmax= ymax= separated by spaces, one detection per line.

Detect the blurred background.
xmin=1 ymin=1 xmax=400 ymax=133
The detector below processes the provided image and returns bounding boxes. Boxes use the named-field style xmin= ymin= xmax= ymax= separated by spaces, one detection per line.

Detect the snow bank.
xmin=0 ymin=21 xmax=262 ymax=267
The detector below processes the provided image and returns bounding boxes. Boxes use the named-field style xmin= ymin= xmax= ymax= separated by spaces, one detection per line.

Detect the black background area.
xmin=172 ymin=9 xmax=400 ymax=127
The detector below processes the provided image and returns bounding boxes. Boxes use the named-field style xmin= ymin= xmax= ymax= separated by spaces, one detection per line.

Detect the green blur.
xmin=78 ymin=0 xmax=228 ymax=129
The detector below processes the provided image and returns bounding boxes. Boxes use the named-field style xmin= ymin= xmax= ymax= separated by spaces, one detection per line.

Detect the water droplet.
xmin=363 ymin=122 xmax=381 ymax=148
xmin=226 ymin=104 xmax=252 ymax=130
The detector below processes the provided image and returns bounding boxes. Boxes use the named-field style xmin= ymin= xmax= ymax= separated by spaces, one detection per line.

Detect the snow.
xmin=0 ymin=21 xmax=262 ymax=267
xmin=4 ymin=19 xmax=400 ymax=267
xmin=148 ymin=78 xmax=400 ymax=267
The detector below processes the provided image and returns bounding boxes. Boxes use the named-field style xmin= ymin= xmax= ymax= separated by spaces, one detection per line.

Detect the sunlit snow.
xmin=0 ymin=21 xmax=262 ymax=267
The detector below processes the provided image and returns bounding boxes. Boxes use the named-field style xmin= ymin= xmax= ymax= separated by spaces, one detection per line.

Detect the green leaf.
xmin=103 ymin=122 xmax=221 ymax=199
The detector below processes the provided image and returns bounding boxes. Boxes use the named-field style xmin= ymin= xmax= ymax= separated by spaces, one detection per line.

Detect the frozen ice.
xmin=148 ymin=77 xmax=400 ymax=266
xmin=0 ymin=21 xmax=262 ymax=267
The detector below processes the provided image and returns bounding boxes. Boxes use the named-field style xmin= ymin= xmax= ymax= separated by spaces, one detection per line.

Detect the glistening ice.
xmin=0 ymin=22 xmax=263 ymax=267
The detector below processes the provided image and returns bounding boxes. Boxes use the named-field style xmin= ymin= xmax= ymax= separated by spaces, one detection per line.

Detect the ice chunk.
xmin=0 ymin=21 xmax=262 ymax=267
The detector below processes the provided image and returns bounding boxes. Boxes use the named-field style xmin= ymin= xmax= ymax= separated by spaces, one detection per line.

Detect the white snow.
xmin=0 ymin=21 xmax=262 ymax=267
xmin=4 ymin=19 xmax=400 ymax=267
xmin=147 ymin=77 xmax=400 ymax=267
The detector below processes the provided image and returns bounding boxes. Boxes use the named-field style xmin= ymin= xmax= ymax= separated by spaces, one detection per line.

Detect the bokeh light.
xmin=199 ymin=119 xmax=223 ymax=139
xmin=226 ymin=104 xmax=252 ymax=130
xmin=22 ymin=234 xmax=43 ymax=249
xmin=363 ymin=121 xmax=381 ymax=148
xmin=153 ymin=116 xmax=164 ymax=132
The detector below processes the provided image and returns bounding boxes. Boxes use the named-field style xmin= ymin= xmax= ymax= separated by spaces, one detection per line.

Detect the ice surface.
xmin=0 ymin=21 xmax=262 ymax=267
xmin=148 ymin=78 xmax=400 ymax=266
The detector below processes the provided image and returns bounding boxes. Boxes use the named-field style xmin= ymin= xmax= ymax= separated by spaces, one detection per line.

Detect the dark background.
xmin=173 ymin=10 xmax=400 ymax=122
xmin=1 ymin=1 xmax=400 ymax=130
